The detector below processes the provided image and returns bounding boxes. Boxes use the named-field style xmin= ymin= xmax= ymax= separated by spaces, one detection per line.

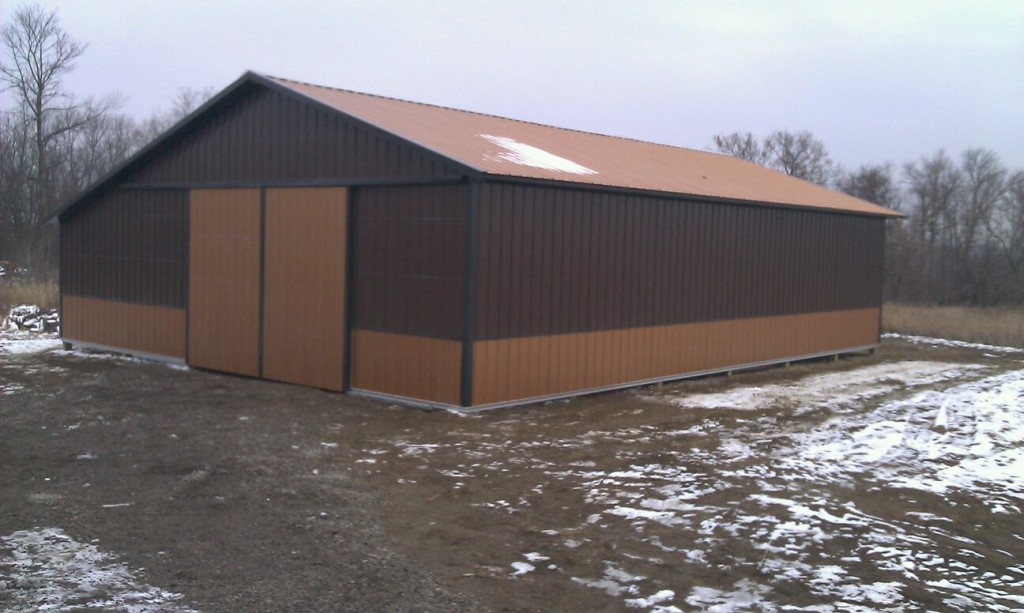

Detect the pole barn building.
xmin=53 ymin=72 xmax=900 ymax=410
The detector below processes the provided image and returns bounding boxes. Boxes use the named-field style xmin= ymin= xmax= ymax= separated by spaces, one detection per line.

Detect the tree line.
xmin=0 ymin=4 xmax=208 ymax=278
xmin=713 ymin=131 xmax=1024 ymax=306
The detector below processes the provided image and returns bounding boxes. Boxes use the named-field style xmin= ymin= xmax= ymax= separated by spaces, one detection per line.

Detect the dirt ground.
xmin=2 ymin=338 xmax=1022 ymax=611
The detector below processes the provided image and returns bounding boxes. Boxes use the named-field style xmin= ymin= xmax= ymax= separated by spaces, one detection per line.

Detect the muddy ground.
xmin=1 ymin=338 xmax=1022 ymax=611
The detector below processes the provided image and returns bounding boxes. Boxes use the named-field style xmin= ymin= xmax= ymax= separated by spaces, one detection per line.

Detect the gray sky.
xmin=3 ymin=0 xmax=1023 ymax=172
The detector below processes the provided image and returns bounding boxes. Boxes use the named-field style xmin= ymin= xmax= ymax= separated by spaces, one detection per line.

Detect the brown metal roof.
xmin=269 ymin=75 xmax=899 ymax=217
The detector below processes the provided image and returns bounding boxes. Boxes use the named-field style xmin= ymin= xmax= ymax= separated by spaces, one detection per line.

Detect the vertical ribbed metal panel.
xmin=61 ymin=296 xmax=186 ymax=359
xmin=350 ymin=330 xmax=462 ymax=405
xmin=351 ymin=183 xmax=468 ymax=339
xmin=126 ymin=86 xmax=462 ymax=185
xmin=474 ymin=182 xmax=887 ymax=341
xmin=188 ymin=189 xmax=261 ymax=377
xmin=262 ymin=187 xmax=348 ymax=391
xmin=61 ymin=188 xmax=187 ymax=307
xmin=472 ymin=308 xmax=882 ymax=406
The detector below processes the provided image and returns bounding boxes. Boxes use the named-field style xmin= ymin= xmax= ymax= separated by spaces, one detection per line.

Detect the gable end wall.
xmin=122 ymin=85 xmax=464 ymax=186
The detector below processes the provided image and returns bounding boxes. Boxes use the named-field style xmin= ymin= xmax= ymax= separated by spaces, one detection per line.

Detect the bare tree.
xmin=710 ymin=130 xmax=835 ymax=186
xmin=837 ymin=163 xmax=901 ymax=210
xmin=990 ymin=171 xmax=1024 ymax=303
xmin=765 ymin=130 xmax=835 ymax=186
xmin=56 ymin=100 xmax=137 ymax=190
xmin=0 ymin=110 xmax=33 ymax=263
xmin=135 ymin=86 xmax=215 ymax=143
xmin=903 ymin=150 xmax=963 ymax=303
xmin=0 ymin=6 xmax=218 ymax=278
xmin=710 ymin=132 xmax=770 ymax=165
xmin=0 ymin=3 xmax=112 ymax=276
xmin=951 ymin=149 xmax=1006 ymax=303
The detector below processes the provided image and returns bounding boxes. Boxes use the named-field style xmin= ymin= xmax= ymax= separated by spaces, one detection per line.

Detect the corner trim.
xmin=459 ymin=179 xmax=479 ymax=406
xmin=342 ymin=187 xmax=356 ymax=392
xmin=257 ymin=188 xmax=267 ymax=378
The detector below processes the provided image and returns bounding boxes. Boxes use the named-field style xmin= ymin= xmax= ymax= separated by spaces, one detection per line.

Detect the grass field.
xmin=884 ymin=302 xmax=1024 ymax=349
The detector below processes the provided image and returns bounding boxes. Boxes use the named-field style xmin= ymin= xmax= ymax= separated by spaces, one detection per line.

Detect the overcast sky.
xmin=3 ymin=0 xmax=1022 ymax=172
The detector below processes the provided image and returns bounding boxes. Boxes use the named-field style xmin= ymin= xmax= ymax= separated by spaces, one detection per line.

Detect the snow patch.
xmin=572 ymin=562 xmax=645 ymax=597
xmin=794 ymin=368 xmax=1024 ymax=504
xmin=685 ymin=579 xmax=771 ymax=611
xmin=672 ymin=361 xmax=976 ymax=411
xmin=625 ymin=589 xmax=676 ymax=609
xmin=0 ymin=336 xmax=62 ymax=355
xmin=394 ymin=443 xmax=441 ymax=457
xmin=480 ymin=134 xmax=598 ymax=175
xmin=607 ymin=506 xmax=686 ymax=527
xmin=884 ymin=332 xmax=1023 ymax=354
xmin=0 ymin=527 xmax=194 ymax=612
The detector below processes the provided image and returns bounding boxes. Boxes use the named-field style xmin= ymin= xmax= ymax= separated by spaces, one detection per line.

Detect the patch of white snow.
xmin=0 ymin=336 xmax=61 ymax=355
xmin=480 ymin=134 xmax=598 ymax=175
xmin=884 ymin=333 xmax=1023 ymax=354
xmin=625 ymin=588 xmax=676 ymax=609
xmin=0 ymin=527 xmax=194 ymax=612
xmin=672 ymin=361 xmax=977 ymax=411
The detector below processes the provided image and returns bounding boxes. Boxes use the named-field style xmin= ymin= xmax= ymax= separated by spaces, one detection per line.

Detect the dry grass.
xmin=883 ymin=302 xmax=1024 ymax=349
xmin=0 ymin=280 xmax=59 ymax=312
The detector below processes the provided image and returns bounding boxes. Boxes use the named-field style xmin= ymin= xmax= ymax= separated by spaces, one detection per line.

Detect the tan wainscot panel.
xmin=262 ymin=187 xmax=347 ymax=391
xmin=472 ymin=307 xmax=880 ymax=406
xmin=188 ymin=189 xmax=261 ymax=377
xmin=62 ymin=296 xmax=186 ymax=359
xmin=351 ymin=330 xmax=462 ymax=406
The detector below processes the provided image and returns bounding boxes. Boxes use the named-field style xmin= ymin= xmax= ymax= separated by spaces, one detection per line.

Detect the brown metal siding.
xmin=262 ymin=188 xmax=348 ymax=391
xmin=473 ymin=183 xmax=885 ymax=340
xmin=350 ymin=330 xmax=462 ymax=405
xmin=351 ymin=184 xmax=468 ymax=339
xmin=125 ymin=85 xmax=462 ymax=186
xmin=188 ymin=189 xmax=261 ymax=377
xmin=61 ymin=189 xmax=187 ymax=307
xmin=473 ymin=307 xmax=880 ymax=406
xmin=62 ymin=296 xmax=186 ymax=359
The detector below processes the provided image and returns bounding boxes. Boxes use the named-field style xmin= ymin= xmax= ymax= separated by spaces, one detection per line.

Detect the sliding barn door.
xmin=188 ymin=189 xmax=262 ymax=377
xmin=262 ymin=187 xmax=348 ymax=391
